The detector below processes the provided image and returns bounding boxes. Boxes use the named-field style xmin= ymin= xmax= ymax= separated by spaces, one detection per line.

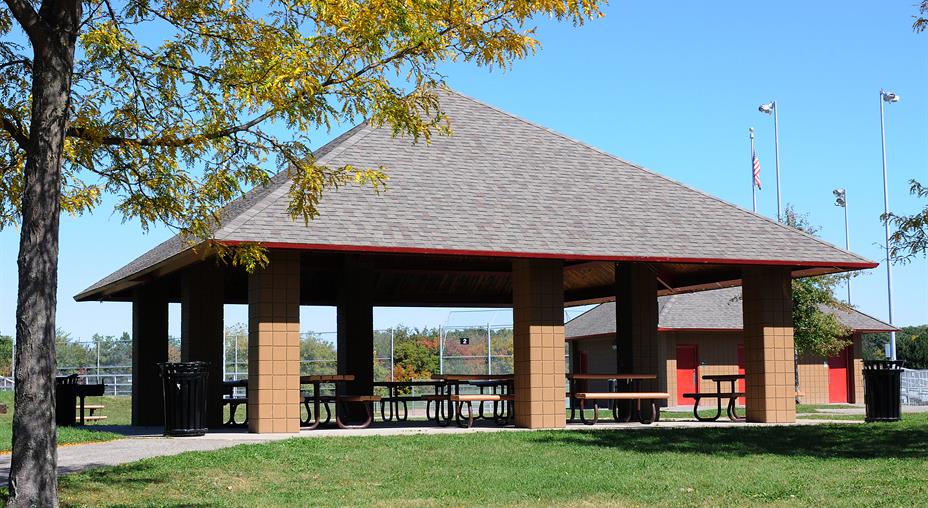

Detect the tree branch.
xmin=66 ymin=108 xmax=276 ymax=147
xmin=0 ymin=58 xmax=32 ymax=72
xmin=3 ymin=0 xmax=45 ymax=42
xmin=0 ymin=112 xmax=29 ymax=150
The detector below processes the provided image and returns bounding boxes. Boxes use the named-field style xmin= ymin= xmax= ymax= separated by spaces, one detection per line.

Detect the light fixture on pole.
xmin=879 ymin=89 xmax=899 ymax=360
xmin=833 ymin=188 xmax=851 ymax=304
xmin=758 ymin=101 xmax=782 ymax=221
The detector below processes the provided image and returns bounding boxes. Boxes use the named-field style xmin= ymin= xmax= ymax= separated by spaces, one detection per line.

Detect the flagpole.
xmin=750 ymin=127 xmax=756 ymax=212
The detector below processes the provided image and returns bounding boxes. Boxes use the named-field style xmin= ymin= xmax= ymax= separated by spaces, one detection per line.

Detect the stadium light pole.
xmin=833 ymin=188 xmax=851 ymax=304
xmin=758 ymin=101 xmax=782 ymax=221
xmin=879 ymin=89 xmax=899 ymax=360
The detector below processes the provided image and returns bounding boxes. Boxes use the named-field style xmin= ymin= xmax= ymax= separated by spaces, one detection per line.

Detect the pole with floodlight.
xmin=879 ymin=89 xmax=899 ymax=360
xmin=833 ymin=188 xmax=851 ymax=304
xmin=758 ymin=101 xmax=782 ymax=221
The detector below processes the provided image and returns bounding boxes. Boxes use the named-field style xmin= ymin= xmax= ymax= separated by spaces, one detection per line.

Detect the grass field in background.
xmin=50 ymin=413 xmax=927 ymax=507
xmin=0 ymin=392 xmax=129 ymax=452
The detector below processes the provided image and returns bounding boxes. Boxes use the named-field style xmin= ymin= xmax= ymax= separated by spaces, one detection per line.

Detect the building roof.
xmin=76 ymin=88 xmax=875 ymax=301
xmin=565 ymin=286 xmax=898 ymax=338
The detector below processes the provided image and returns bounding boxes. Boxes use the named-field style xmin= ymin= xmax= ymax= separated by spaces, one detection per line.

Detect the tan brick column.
xmin=851 ymin=333 xmax=865 ymax=404
xmin=512 ymin=259 xmax=565 ymax=429
xmin=181 ymin=264 xmax=225 ymax=428
xmin=742 ymin=266 xmax=795 ymax=423
xmin=131 ymin=284 xmax=168 ymax=426
xmin=247 ymin=251 xmax=301 ymax=433
xmin=615 ymin=262 xmax=663 ymax=392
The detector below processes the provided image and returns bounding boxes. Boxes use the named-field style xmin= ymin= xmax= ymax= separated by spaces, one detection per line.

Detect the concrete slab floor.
xmin=0 ymin=417 xmax=868 ymax=487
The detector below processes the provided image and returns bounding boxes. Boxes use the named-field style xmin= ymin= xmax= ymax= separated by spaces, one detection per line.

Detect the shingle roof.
xmin=76 ymin=88 xmax=875 ymax=300
xmin=565 ymin=286 xmax=897 ymax=338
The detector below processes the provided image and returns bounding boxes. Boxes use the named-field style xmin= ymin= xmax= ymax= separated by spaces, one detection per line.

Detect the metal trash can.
xmin=55 ymin=374 xmax=79 ymax=427
xmin=159 ymin=362 xmax=210 ymax=436
xmin=863 ymin=360 xmax=904 ymax=422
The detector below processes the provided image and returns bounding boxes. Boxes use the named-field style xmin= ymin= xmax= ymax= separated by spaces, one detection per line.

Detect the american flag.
xmin=752 ymin=147 xmax=762 ymax=190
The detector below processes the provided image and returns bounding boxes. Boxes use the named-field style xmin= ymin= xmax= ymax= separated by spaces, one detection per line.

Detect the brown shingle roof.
xmin=565 ymin=286 xmax=897 ymax=338
xmin=76 ymin=88 xmax=875 ymax=301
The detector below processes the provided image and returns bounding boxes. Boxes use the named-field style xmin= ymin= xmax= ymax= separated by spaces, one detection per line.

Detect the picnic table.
xmin=299 ymin=374 xmax=385 ymax=429
xmin=74 ymin=383 xmax=106 ymax=425
xmin=682 ymin=374 xmax=745 ymax=422
xmin=566 ymin=373 xmax=667 ymax=424
xmin=430 ymin=374 xmax=514 ymax=427
xmin=373 ymin=380 xmax=446 ymax=422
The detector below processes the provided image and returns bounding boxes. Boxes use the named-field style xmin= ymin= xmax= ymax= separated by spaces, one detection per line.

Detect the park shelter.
xmin=566 ymin=287 xmax=896 ymax=406
xmin=75 ymin=88 xmax=877 ymax=433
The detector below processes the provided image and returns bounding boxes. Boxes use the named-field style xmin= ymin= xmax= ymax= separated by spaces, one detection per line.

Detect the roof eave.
xmin=73 ymin=243 xmax=209 ymax=302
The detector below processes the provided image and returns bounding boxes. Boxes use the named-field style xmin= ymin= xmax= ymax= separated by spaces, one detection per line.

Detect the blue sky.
xmin=1 ymin=1 xmax=926 ymax=340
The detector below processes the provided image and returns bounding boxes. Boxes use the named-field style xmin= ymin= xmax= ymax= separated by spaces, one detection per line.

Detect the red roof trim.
xmin=218 ymin=241 xmax=878 ymax=269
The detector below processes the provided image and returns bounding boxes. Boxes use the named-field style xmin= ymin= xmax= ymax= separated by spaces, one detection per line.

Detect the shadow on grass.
xmin=532 ymin=422 xmax=928 ymax=459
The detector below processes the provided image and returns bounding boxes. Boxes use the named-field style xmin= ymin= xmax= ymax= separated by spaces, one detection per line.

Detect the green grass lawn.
xmin=49 ymin=413 xmax=927 ymax=507
xmin=0 ymin=391 xmax=129 ymax=452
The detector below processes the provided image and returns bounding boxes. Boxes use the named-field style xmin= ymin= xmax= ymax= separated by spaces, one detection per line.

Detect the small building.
xmin=566 ymin=286 xmax=896 ymax=406
xmin=77 ymin=88 xmax=877 ymax=431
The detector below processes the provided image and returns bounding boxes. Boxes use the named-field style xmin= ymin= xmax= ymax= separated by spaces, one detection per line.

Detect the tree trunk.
xmin=8 ymin=3 xmax=81 ymax=506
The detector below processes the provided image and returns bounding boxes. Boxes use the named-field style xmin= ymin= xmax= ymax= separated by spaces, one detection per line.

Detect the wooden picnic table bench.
xmin=567 ymin=373 xmax=664 ymax=424
xmin=450 ymin=393 xmax=514 ymax=428
xmin=682 ymin=374 xmax=745 ymax=422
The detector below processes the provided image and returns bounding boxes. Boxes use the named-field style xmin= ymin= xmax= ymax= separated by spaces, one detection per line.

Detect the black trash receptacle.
xmin=55 ymin=374 xmax=79 ymax=427
xmin=863 ymin=360 xmax=904 ymax=422
xmin=159 ymin=362 xmax=210 ymax=436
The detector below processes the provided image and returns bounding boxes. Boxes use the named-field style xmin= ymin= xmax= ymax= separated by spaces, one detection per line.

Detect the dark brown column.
xmin=614 ymin=262 xmax=662 ymax=391
xmin=181 ymin=263 xmax=225 ymax=428
xmin=247 ymin=251 xmax=301 ymax=433
xmin=337 ymin=255 xmax=374 ymax=400
xmin=742 ymin=266 xmax=795 ymax=423
xmin=131 ymin=284 xmax=168 ymax=426
xmin=512 ymin=259 xmax=566 ymax=429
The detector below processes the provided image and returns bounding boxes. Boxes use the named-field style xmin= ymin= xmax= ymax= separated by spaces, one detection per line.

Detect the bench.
xmin=574 ymin=392 xmax=670 ymax=425
xmin=78 ymin=415 xmax=108 ymax=422
xmin=301 ymin=393 xmax=334 ymax=427
xmin=682 ymin=392 xmax=744 ymax=421
xmin=335 ymin=395 xmax=382 ymax=429
xmin=223 ymin=397 xmax=248 ymax=426
xmin=450 ymin=394 xmax=514 ymax=428
xmin=75 ymin=404 xmax=107 ymax=424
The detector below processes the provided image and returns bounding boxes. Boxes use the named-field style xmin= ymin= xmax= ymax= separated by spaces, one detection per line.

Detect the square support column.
xmin=615 ymin=262 xmax=662 ymax=392
xmin=247 ymin=251 xmax=301 ymax=433
xmin=131 ymin=284 xmax=168 ymax=426
xmin=181 ymin=263 xmax=225 ymax=428
xmin=512 ymin=259 xmax=565 ymax=429
xmin=742 ymin=266 xmax=795 ymax=423
xmin=337 ymin=256 xmax=374 ymax=401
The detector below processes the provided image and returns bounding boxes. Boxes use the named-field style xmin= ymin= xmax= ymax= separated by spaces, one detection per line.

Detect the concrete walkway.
xmin=0 ymin=417 xmax=864 ymax=486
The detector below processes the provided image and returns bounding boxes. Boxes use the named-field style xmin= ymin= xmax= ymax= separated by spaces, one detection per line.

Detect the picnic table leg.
xmin=578 ymin=400 xmax=599 ymax=425
xmin=78 ymin=396 xmax=85 ymax=425
xmin=304 ymin=382 xmax=323 ymax=430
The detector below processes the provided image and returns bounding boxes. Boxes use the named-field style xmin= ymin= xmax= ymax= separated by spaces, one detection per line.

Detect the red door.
xmin=737 ymin=343 xmax=746 ymax=406
xmin=828 ymin=345 xmax=851 ymax=403
xmin=676 ymin=345 xmax=698 ymax=405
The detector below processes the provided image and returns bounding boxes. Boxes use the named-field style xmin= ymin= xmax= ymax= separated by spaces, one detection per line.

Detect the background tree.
xmin=783 ymin=207 xmax=852 ymax=397
xmin=0 ymin=334 xmax=12 ymax=376
xmin=865 ymin=326 xmax=928 ymax=368
xmin=0 ymin=0 xmax=604 ymax=503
